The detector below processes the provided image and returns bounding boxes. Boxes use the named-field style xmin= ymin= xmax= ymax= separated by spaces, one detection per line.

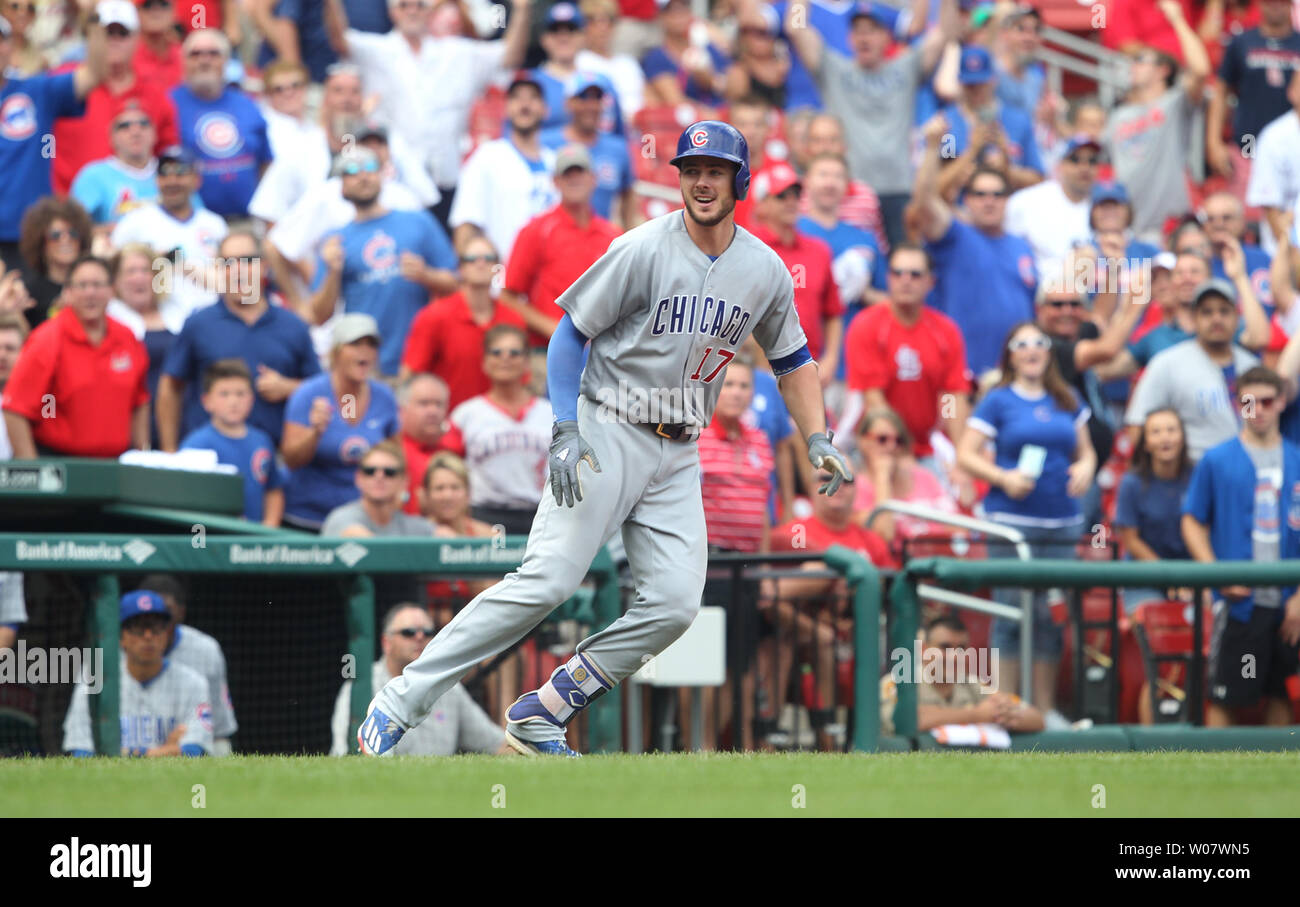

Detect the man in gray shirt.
xmin=320 ymin=440 xmax=434 ymax=538
xmin=1103 ymin=1 xmax=1210 ymax=242
xmin=1126 ymin=279 xmax=1259 ymax=461
xmin=785 ymin=0 xmax=959 ymax=246
xmin=331 ymin=603 xmax=506 ymax=755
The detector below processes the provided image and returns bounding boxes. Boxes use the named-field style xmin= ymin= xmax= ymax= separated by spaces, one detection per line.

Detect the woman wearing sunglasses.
xmin=16 ymin=196 xmax=93 ymax=329
xmin=853 ymin=406 xmax=960 ymax=546
xmin=956 ymin=321 xmax=1096 ymax=720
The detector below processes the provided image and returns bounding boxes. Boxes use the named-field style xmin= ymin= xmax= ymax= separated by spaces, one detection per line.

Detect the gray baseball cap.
xmin=332 ymin=313 xmax=381 ymax=347
xmin=1192 ymin=277 xmax=1237 ymax=308
xmin=555 ymin=144 xmax=593 ymax=174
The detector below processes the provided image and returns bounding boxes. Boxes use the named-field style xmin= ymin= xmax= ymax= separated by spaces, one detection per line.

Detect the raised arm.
xmin=913 ymin=113 xmax=954 ymax=243
xmin=1221 ymin=237 xmax=1269 ymax=351
xmin=919 ymin=0 xmax=960 ymax=74
xmin=500 ymin=0 xmax=532 ymax=70
xmin=1160 ymin=0 xmax=1210 ymax=101
xmin=784 ymin=0 xmax=824 ymax=74
xmin=73 ymin=19 xmax=106 ymax=100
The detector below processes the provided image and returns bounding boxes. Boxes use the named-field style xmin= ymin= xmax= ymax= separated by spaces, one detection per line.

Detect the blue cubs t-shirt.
xmin=540 ymin=127 xmax=632 ymax=221
xmin=797 ymin=215 xmax=886 ymax=379
xmin=926 ymin=220 xmax=1037 ymax=375
xmin=0 ymin=72 xmax=82 ymax=241
xmin=170 ymin=84 xmax=273 ymax=217
xmin=533 ymin=70 xmax=626 ymax=136
xmin=938 ymin=102 xmax=1044 ymax=174
xmin=969 ymin=384 xmax=1089 ymax=525
xmin=1114 ymin=471 xmax=1190 ymax=560
xmin=181 ymin=422 xmax=283 ymax=522
xmin=315 ymin=210 xmax=457 ymax=375
xmin=1211 ymin=244 xmax=1273 ymax=316
xmin=282 ymin=374 xmax=399 ymax=527
xmin=641 ymin=44 xmax=730 ymax=106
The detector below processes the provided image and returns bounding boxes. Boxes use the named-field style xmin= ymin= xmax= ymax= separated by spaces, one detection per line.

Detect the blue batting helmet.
xmin=670 ymin=120 xmax=751 ymax=201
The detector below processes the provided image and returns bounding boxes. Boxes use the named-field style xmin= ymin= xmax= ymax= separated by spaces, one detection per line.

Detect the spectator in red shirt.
xmin=501 ymin=144 xmax=620 ymax=352
xmin=51 ymin=1 xmax=179 ymax=196
xmin=3 ymin=256 xmax=149 ymax=457
xmin=134 ymin=0 xmax=183 ymax=91
xmin=397 ymin=372 xmax=461 ymax=516
xmin=840 ymin=244 xmax=972 ymax=472
xmin=399 ymin=234 xmax=527 ymax=410
xmin=748 ymin=160 xmax=844 ymax=384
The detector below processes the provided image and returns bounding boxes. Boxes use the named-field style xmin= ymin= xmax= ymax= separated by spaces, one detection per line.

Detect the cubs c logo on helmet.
xmin=690 ymin=129 xmax=709 ymax=147
xmin=669 ymin=120 xmax=752 ymax=200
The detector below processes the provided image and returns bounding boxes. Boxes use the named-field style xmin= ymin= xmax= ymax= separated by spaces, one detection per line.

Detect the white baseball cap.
xmin=98 ymin=0 xmax=140 ymax=32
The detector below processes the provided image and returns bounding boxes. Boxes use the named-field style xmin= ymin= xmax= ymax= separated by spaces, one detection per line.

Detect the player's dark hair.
xmin=483 ymin=323 xmax=528 ymax=355
xmin=1238 ymin=366 xmax=1286 ymax=399
xmin=138 ymin=574 xmax=187 ymax=609
xmin=995 ymin=322 xmax=1078 ymax=413
xmin=1128 ymin=407 xmax=1190 ymax=484
xmin=888 ymin=243 xmax=933 ymax=275
xmin=202 ymin=358 xmax=253 ymax=394
xmin=924 ymin=614 xmax=968 ymax=638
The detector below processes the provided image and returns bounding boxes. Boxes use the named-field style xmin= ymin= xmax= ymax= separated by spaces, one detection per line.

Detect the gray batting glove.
xmin=808 ymin=430 xmax=854 ymax=496
xmin=549 ymin=421 xmax=602 ymax=507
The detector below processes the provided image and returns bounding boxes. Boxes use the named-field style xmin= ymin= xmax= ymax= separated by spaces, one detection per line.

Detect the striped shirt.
xmin=800 ymin=180 xmax=887 ymax=253
xmin=698 ymin=419 xmax=774 ymax=552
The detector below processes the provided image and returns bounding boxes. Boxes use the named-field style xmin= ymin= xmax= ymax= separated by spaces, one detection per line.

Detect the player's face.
xmin=714 ymin=365 xmax=753 ymax=420
xmin=384 ymin=608 xmax=436 ymax=668
xmin=335 ymin=337 xmax=379 ymax=383
xmin=121 ymin=615 xmax=172 ymax=668
xmin=1240 ymin=381 xmax=1283 ymax=437
xmin=803 ymin=159 xmax=847 ymax=210
xmin=67 ymin=263 xmax=112 ymax=325
xmin=423 ymin=467 xmax=471 ymax=523
xmin=1194 ymin=295 xmax=1238 ymax=347
xmin=1006 ymin=326 xmax=1050 ymax=381
xmin=886 ymin=250 xmax=933 ymax=306
xmin=1037 ymin=292 xmax=1084 ymax=339
xmin=965 ymin=174 xmax=1008 ymax=230
xmin=1142 ymin=410 xmax=1184 ymax=466
xmin=202 ymin=377 xmax=255 ymax=428
xmin=110 ymin=111 xmax=156 ymax=162
xmin=483 ymin=334 xmax=528 ymax=385
xmin=357 ymin=451 xmax=406 ymax=505
xmin=0 ymin=328 xmax=23 ymax=384
xmin=678 ymin=159 xmax=737 ymax=227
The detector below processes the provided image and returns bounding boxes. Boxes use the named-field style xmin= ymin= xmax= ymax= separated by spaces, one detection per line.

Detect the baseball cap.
xmin=848 ymin=1 xmax=890 ymax=26
xmin=507 ymin=69 xmax=544 ymax=95
xmin=121 ymin=590 xmax=169 ymax=623
xmin=970 ymin=3 xmax=995 ymax=28
xmin=1091 ymin=181 xmax=1130 ymax=206
xmin=98 ymin=0 xmax=140 ymax=31
xmin=565 ymin=71 xmax=609 ymax=99
xmin=1192 ymin=277 xmax=1237 ymax=308
xmin=338 ymin=116 xmax=388 ymax=144
xmin=545 ymin=2 xmax=585 ymax=29
xmin=333 ymin=313 xmax=382 ymax=347
xmin=1062 ymin=134 xmax=1102 ymax=157
xmin=330 ymin=144 xmax=381 ymax=178
xmin=1005 ymin=4 xmax=1040 ymax=24
xmin=158 ymin=144 xmax=197 ymax=168
xmin=555 ymin=144 xmax=593 ymax=173
xmin=959 ymin=45 xmax=994 ymax=85
xmin=1151 ymin=251 xmax=1177 ymax=274
xmin=752 ymin=162 xmax=801 ymax=201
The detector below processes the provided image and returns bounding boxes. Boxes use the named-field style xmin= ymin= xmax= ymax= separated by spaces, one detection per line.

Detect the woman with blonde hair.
xmin=107 ymin=242 xmax=174 ymax=448
xmin=854 ymin=406 xmax=960 ymax=546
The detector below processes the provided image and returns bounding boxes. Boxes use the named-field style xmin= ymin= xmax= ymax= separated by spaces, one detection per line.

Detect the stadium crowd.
xmin=2 ymin=0 xmax=1300 ymax=752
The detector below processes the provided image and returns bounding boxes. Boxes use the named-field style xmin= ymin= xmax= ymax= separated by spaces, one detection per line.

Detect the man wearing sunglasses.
xmin=70 ymin=104 xmax=164 ymax=233
xmin=1183 ymin=365 xmax=1300 ymax=728
xmin=321 ymin=441 xmax=435 ymax=538
xmin=0 ymin=10 xmax=106 ymax=272
xmin=1004 ymin=134 xmax=1101 ymax=280
xmin=1103 ymin=2 xmax=1209 ymax=242
xmin=331 ymin=604 xmax=507 ymax=755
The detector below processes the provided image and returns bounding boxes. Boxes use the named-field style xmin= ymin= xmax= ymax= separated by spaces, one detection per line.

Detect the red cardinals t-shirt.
xmin=771 ymin=516 xmax=895 ymax=568
xmin=845 ymin=302 xmax=972 ymax=458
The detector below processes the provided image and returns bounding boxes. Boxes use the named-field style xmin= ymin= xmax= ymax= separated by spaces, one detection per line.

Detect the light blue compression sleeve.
xmin=546 ymin=314 xmax=590 ymax=423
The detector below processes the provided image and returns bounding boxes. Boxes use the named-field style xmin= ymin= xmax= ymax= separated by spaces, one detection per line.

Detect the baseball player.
xmin=63 ymin=591 xmax=213 ymax=757
xmin=359 ymin=121 xmax=853 ymax=757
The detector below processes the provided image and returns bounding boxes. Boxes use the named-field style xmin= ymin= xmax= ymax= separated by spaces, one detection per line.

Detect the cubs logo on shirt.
xmin=250 ymin=446 xmax=272 ymax=484
xmin=196 ymin=702 xmax=214 ymax=732
xmin=0 ymin=93 xmax=37 ymax=141
xmin=361 ymin=231 xmax=397 ymax=272
xmin=338 ymin=436 xmax=370 ymax=464
xmin=195 ymin=112 xmax=244 ymax=158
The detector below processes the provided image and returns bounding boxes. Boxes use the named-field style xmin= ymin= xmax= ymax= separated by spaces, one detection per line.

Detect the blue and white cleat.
xmin=504 ymin=729 xmax=582 ymax=758
xmin=357 ymin=701 xmax=406 ymax=756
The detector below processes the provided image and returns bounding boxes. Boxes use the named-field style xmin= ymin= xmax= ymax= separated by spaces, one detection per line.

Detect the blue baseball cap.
xmin=848 ymin=1 xmax=891 ymax=27
xmin=545 ymin=2 xmax=585 ymax=29
xmin=158 ymin=144 xmax=197 ymax=168
xmin=566 ymin=71 xmax=611 ymax=99
xmin=1062 ymin=134 xmax=1102 ymax=157
xmin=120 ymin=590 xmax=169 ymax=623
xmin=959 ymin=45 xmax=994 ymax=85
xmin=1091 ymin=181 xmax=1130 ymax=206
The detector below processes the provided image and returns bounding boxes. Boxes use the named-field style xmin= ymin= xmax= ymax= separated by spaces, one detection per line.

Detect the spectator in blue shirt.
xmin=71 ymin=105 xmax=163 ymax=236
xmin=170 ymin=29 xmax=272 ymax=218
xmin=281 ymin=313 xmax=399 ymax=531
xmin=915 ymin=117 xmax=1038 ymax=376
xmin=181 ymin=358 xmax=284 ymax=525
xmin=156 ymin=230 xmax=320 ymax=450
xmin=0 ymin=17 xmax=105 ymax=271
xmin=1115 ymin=407 xmax=1192 ymax=611
xmin=992 ymin=5 xmax=1045 ymax=120
xmin=540 ymin=71 xmax=634 ymax=227
xmin=1182 ymin=365 xmax=1300 ymax=727
xmin=940 ymin=45 xmax=1043 ymax=191
xmin=956 ymin=321 xmax=1096 ymax=718
xmin=1089 ymin=181 xmax=1159 ymax=265
xmin=642 ymin=0 xmax=729 ymax=110
xmin=1202 ymin=191 xmax=1275 ymax=316
xmin=747 ymin=362 xmax=795 ymax=523
xmin=309 ymin=146 xmax=458 ymax=376
xmin=534 ymin=3 xmax=588 ymax=133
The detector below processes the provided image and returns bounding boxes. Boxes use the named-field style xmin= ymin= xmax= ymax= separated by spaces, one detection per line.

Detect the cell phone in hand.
xmin=1016 ymin=444 xmax=1046 ymax=479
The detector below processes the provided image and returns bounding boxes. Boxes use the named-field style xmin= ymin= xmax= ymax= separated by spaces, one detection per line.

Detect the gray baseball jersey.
xmin=63 ymin=659 xmax=214 ymax=755
xmin=560 ymin=211 xmax=807 ymax=429
xmin=168 ymin=625 xmax=237 ymax=739
xmin=330 ymin=660 xmax=503 ymax=756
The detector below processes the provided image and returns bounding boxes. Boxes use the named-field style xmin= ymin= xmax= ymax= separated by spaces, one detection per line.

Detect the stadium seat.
xmin=1132 ymin=599 xmax=1211 ymax=724
xmin=466 ymin=86 xmax=507 ymax=156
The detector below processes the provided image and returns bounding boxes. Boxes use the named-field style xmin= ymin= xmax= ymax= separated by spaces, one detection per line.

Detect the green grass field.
xmin=3 ymin=751 xmax=1298 ymax=817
